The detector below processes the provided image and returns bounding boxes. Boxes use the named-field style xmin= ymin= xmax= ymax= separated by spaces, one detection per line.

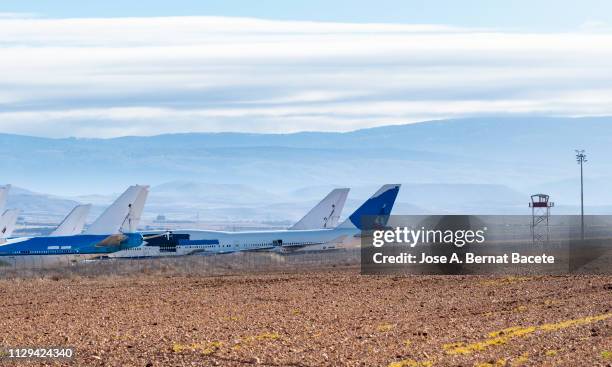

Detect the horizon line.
xmin=0 ymin=115 xmax=608 ymax=140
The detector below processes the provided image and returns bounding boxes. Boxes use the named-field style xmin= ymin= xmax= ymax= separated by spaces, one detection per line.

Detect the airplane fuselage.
xmin=0 ymin=233 xmax=143 ymax=267
xmin=110 ymin=227 xmax=361 ymax=258
xmin=177 ymin=227 xmax=360 ymax=253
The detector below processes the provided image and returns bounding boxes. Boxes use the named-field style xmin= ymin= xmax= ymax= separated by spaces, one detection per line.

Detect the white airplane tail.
xmin=120 ymin=186 xmax=149 ymax=233
xmin=0 ymin=209 xmax=20 ymax=239
xmin=0 ymin=184 xmax=11 ymax=213
xmin=289 ymin=188 xmax=350 ymax=230
xmin=84 ymin=185 xmax=149 ymax=235
xmin=50 ymin=204 xmax=92 ymax=236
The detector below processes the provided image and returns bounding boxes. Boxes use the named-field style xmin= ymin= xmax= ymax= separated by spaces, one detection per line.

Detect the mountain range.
xmin=3 ymin=116 xmax=611 ymax=226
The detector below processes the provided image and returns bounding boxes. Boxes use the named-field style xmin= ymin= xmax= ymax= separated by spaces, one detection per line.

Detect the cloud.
xmin=1 ymin=16 xmax=612 ymax=137
xmin=0 ymin=12 xmax=38 ymax=19
xmin=580 ymin=20 xmax=610 ymax=32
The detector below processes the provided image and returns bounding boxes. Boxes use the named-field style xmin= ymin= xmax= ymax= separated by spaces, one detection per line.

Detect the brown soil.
xmin=0 ymin=269 xmax=610 ymax=366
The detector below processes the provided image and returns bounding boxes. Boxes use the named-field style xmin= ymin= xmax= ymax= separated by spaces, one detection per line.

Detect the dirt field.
xmin=0 ymin=269 xmax=610 ymax=366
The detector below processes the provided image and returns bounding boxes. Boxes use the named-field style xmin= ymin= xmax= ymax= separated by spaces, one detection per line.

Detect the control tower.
xmin=529 ymin=194 xmax=554 ymax=245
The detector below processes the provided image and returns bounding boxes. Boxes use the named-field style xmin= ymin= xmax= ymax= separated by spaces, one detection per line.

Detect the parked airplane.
xmin=0 ymin=185 xmax=149 ymax=268
xmin=177 ymin=184 xmax=398 ymax=254
xmin=109 ymin=187 xmax=351 ymax=258
xmin=118 ymin=184 xmax=399 ymax=258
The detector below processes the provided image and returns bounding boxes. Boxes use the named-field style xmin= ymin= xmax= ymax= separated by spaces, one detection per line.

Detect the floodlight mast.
xmin=575 ymin=150 xmax=587 ymax=240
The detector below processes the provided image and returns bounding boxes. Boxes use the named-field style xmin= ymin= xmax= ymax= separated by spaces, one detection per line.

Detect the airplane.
xmin=109 ymin=187 xmax=351 ymax=258
xmin=0 ymin=185 xmax=149 ymax=268
xmin=126 ymin=184 xmax=400 ymax=257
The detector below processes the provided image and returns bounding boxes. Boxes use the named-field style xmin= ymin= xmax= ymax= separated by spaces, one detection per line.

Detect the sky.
xmin=1 ymin=1 xmax=612 ymax=138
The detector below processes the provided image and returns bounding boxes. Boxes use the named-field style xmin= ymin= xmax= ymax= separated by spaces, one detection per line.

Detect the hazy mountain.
xmin=152 ymin=181 xmax=281 ymax=204
xmin=2 ymin=116 xmax=610 ymax=222
xmin=4 ymin=187 xmax=80 ymax=223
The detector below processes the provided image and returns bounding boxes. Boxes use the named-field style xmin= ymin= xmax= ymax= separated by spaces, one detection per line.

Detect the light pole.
xmin=575 ymin=150 xmax=587 ymax=240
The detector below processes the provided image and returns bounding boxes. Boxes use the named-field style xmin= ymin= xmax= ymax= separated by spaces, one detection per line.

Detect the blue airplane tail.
xmin=338 ymin=184 xmax=401 ymax=230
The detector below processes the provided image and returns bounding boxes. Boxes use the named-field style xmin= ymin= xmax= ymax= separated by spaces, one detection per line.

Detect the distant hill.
xmin=152 ymin=181 xmax=281 ymax=205
xmin=5 ymin=179 xmax=596 ymax=226
xmin=5 ymin=186 xmax=79 ymax=222
xmin=2 ymin=116 xmax=611 ymax=220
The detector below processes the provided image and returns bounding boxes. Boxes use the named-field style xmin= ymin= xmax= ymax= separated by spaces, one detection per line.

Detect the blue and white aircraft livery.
xmin=0 ymin=185 xmax=149 ymax=268
xmin=109 ymin=187 xmax=352 ymax=258
xmin=116 ymin=184 xmax=400 ymax=258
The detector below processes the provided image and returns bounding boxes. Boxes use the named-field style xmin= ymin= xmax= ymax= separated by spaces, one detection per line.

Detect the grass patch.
xmin=388 ymin=359 xmax=432 ymax=367
xmin=443 ymin=312 xmax=612 ymax=356
xmin=377 ymin=323 xmax=394 ymax=333
xmin=474 ymin=359 xmax=506 ymax=367
xmin=480 ymin=276 xmax=532 ymax=286
xmin=171 ymin=341 xmax=223 ymax=355
xmin=511 ymin=353 xmax=529 ymax=366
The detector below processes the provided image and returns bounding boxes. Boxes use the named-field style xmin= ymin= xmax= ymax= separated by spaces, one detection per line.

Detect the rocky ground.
xmin=0 ymin=269 xmax=610 ymax=366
